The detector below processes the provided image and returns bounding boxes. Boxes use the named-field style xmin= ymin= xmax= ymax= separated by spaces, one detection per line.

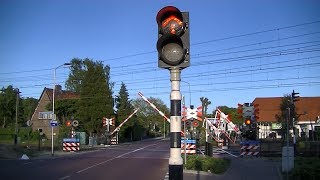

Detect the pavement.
xmin=14 ymin=144 xmax=283 ymax=180
xmin=183 ymin=154 xmax=282 ymax=180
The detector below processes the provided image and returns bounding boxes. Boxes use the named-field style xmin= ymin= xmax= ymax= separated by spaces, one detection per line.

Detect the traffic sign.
xmin=50 ymin=120 xmax=58 ymax=127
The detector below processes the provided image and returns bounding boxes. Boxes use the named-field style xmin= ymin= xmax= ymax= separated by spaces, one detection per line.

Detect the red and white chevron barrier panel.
xmin=181 ymin=149 xmax=196 ymax=154
xmin=181 ymin=139 xmax=196 ymax=154
xmin=181 ymin=144 xmax=196 ymax=149
xmin=138 ymin=92 xmax=170 ymax=123
xmin=63 ymin=142 xmax=80 ymax=152
xmin=110 ymin=137 xmax=118 ymax=145
xmin=240 ymin=142 xmax=260 ymax=157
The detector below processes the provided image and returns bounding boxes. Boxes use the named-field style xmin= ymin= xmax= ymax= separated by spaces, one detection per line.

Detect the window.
xmin=38 ymin=111 xmax=53 ymax=120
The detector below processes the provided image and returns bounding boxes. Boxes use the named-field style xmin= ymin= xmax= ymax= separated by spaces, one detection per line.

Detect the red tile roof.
xmin=44 ymin=87 xmax=79 ymax=101
xmin=252 ymin=97 xmax=320 ymax=123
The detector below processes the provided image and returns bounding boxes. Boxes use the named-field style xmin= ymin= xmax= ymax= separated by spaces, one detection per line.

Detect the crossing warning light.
xmin=66 ymin=120 xmax=72 ymax=127
xmin=156 ymin=6 xmax=190 ymax=69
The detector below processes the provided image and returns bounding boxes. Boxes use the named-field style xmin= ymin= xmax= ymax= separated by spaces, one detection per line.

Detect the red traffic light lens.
xmin=245 ymin=119 xmax=251 ymax=125
xmin=156 ymin=6 xmax=184 ymax=36
xmin=162 ymin=15 xmax=183 ymax=35
xmin=66 ymin=121 xmax=72 ymax=127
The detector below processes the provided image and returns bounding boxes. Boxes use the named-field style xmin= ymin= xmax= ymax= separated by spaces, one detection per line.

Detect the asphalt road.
xmin=0 ymin=138 xmax=170 ymax=180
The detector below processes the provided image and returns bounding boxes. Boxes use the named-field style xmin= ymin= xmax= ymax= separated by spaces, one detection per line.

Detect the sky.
xmin=1 ymin=0 xmax=320 ymax=113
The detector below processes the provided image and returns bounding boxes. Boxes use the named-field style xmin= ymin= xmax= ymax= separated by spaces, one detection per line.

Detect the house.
xmin=30 ymin=85 xmax=79 ymax=139
xmin=252 ymin=97 xmax=320 ymax=139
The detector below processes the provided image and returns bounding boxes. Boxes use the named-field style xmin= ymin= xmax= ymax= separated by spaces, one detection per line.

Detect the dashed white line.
xmin=59 ymin=175 xmax=70 ymax=180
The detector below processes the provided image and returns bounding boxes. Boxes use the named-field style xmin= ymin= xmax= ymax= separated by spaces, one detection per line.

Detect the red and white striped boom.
xmin=217 ymin=108 xmax=241 ymax=134
xmin=110 ymin=108 xmax=139 ymax=136
xmin=138 ymin=92 xmax=170 ymax=123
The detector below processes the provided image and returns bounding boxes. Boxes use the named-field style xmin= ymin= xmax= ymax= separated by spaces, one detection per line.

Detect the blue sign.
xmin=181 ymin=139 xmax=196 ymax=144
xmin=63 ymin=138 xmax=80 ymax=142
xmin=50 ymin=120 xmax=58 ymax=127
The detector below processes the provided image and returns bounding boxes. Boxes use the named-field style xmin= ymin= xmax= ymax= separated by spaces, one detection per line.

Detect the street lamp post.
xmin=52 ymin=63 xmax=71 ymax=157
xmin=181 ymin=81 xmax=191 ymax=164
xmin=15 ymin=88 xmax=20 ymax=145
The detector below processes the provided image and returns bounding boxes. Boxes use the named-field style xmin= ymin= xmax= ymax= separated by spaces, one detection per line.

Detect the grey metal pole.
xmin=169 ymin=68 xmax=183 ymax=180
xmin=52 ymin=63 xmax=71 ymax=156
xmin=15 ymin=88 xmax=19 ymax=145
xmin=182 ymin=95 xmax=186 ymax=165
xmin=286 ymin=107 xmax=290 ymax=179
xmin=52 ymin=68 xmax=56 ymax=157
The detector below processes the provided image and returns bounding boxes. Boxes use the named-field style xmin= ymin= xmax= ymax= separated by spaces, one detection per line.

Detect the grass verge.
xmin=184 ymin=155 xmax=230 ymax=174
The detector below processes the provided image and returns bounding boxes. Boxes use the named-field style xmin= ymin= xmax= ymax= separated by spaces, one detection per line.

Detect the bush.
xmin=185 ymin=155 xmax=230 ymax=174
xmin=290 ymin=157 xmax=320 ymax=180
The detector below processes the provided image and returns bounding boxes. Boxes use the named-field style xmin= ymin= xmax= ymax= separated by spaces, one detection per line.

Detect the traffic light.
xmin=245 ymin=119 xmax=251 ymax=125
xmin=291 ymin=90 xmax=300 ymax=103
xmin=156 ymin=6 xmax=190 ymax=69
xmin=253 ymin=104 xmax=259 ymax=121
xmin=237 ymin=103 xmax=243 ymax=119
xmin=102 ymin=117 xmax=107 ymax=127
xmin=66 ymin=120 xmax=72 ymax=127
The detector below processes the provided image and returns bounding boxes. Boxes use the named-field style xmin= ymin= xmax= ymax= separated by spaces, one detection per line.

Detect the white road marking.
xmin=75 ymin=143 xmax=159 ymax=174
xmin=59 ymin=175 xmax=70 ymax=180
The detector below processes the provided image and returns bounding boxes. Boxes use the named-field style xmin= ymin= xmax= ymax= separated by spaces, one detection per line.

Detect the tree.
xmin=66 ymin=58 xmax=114 ymax=136
xmin=0 ymin=86 xmax=20 ymax=128
xmin=275 ymin=94 xmax=296 ymax=140
xmin=200 ymin=97 xmax=211 ymax=120
xmin=217 ymin=106 xmax=242 ymax=126
xmin=131 ymin=96 xmax=169 ymax=138
xmin=115 ymin=82 xmax=135 ymax=141
xmin=65 ymin=58 xmax=84 ymax=93
xmin=21 ymin=97 xmax=38 ymax=125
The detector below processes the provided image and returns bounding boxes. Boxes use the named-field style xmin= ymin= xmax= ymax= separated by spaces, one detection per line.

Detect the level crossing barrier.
xmin=63 ymin=138 xmax=80 ymax=152
xmin=110 ymin=136 xmax=118 ymax=145
xmin=181 ymin=139 xmax=196 ymax=154
xmin=240 ymin=140 xmax=260 ymax=157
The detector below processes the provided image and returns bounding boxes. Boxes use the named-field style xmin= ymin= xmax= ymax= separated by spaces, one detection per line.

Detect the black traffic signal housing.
xmin=291 ymin=90 xmax=300 ymax=103
xmin=156 ymin=6 xmax=190 ymax=69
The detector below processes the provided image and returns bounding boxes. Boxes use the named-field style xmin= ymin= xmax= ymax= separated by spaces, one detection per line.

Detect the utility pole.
xmin=15 ymin=88 xmax=20 ymax=145
xmin=169 ymin=68 xmax=183 ymax=179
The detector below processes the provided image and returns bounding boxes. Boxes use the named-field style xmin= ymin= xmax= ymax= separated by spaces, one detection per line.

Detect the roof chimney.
xmin=55 ymin=85 xmax=62 ymax=92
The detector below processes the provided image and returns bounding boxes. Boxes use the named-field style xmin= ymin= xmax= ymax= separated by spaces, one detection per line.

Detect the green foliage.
xmin=185 ymin=155 xmax=230 ymax=174
xmin=65 ymin=58 xmax=114 ymax=135
xmin=21 ymin=97 xmax=38 ymax=122
xmin=289 ymin=157 xmax=320 ymax=180
xmin=0 ymin=86 xmax=19 ymax=128
xmin=131 ymin=96 xmax=169 ymax=139
xmin=217 ymin=106 xmax=242 ymax=126
xmin=275 ymin=94 xmax=297 ymax=140
xmin=116 ymin=82 xmax=135 ymax=141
